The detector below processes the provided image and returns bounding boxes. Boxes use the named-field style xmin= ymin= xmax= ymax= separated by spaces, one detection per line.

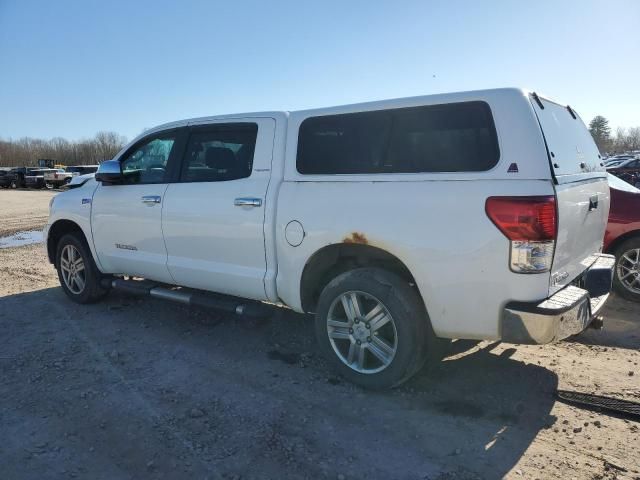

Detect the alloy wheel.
xmin=60 ymin=244 xmax=86 ymax=294
xmin=326 ymin=291 xmax=398 ymax=374
xmin=617 ymin=248 xmax=640 ymax=294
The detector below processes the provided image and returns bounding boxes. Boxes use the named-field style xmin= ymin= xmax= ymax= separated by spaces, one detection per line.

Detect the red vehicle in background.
xmin=604 ymin=174 xmax=640 ymax=301
xmin=607 ymin=157 xmax=640 ymax=189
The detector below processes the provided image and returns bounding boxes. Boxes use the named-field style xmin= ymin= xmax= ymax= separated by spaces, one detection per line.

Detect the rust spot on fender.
xmin=343 ymin=232 xmax=368 ymax=245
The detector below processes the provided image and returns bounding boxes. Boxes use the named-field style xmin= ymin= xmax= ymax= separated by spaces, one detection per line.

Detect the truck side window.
xmin=296 ymin=101 xmax=499 ymax=174
xmin=180 ymin=124 xmax=258 ymax=183
xmin=120 ymin=136 xmax=176 ymax=184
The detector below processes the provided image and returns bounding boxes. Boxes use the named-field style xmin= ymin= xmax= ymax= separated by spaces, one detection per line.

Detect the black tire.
xmin=612 ymin=236 xmax=640 ymax=302
xmin=55 ymin=233 xmax=110 ymax=304
xmin=314 ymin=268 xmax=444 ymax=389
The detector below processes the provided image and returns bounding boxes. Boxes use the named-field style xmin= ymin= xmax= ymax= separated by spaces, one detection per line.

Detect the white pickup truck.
xmin=44 ymin=165 xmax=99 ymax=189
xmin=45 ymin=88 xmax=614 ymax=388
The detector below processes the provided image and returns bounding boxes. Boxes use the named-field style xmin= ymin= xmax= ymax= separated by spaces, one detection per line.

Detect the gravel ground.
xmin=1 ymin=189 xmax=639 ymax=479
xmin=0 ymin=189 xmax=56 ymax=237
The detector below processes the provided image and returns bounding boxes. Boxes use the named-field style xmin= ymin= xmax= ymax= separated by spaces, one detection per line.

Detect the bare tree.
xmin=627 ymin=127 xmax=640 ymax=152
xmin=612 ymin=127 xmax=628 ymax=153
xmin=95 ymin=131 xmax=127 ymax=161
xmin=0 ymin=132 xmax=127 ymax=167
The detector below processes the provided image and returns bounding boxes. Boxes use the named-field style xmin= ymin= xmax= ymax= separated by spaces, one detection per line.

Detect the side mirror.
xmin=95 ymin=160 xmax=123 ymax=184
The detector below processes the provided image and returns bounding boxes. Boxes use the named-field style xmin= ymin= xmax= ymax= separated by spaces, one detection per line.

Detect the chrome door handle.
xmin=141 ymin=195 xmax=161 ymax=205
xmin=234 ymin=197 xmax=262 ymax=207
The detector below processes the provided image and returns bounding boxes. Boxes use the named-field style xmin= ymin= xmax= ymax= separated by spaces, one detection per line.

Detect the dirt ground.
xmin=0 ymin=188 xmax=56 ymax=237
xmin=0 ymin=189 xmax=639 ymax=480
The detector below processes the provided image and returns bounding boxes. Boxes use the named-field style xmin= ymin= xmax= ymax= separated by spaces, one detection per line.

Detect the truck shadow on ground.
xmin=1 ymin=287 xmax=559 ymax=479
xmin=399 ymin=340 xmax=558 ymax=477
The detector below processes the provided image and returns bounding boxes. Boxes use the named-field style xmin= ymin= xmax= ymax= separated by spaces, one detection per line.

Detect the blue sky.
xmin=1 ymin=0 xmax=638 ymax=141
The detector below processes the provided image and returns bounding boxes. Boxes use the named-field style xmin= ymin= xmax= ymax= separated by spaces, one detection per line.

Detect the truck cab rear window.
xmin=296 ymin=101 xmax=499 ymax=174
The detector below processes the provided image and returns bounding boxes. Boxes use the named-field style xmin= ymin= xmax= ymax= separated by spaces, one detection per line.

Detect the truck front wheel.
xmin=55 ymin=233 xmax=110 ymax=304
xmin=315 ymin=268 xmax=443 ymax=389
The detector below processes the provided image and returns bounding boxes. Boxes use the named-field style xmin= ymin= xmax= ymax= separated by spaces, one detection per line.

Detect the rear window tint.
xmin=180 ymin=124 xmax=258 ymax=183
xmin=296 ymin=101 xmax=499 ymax=174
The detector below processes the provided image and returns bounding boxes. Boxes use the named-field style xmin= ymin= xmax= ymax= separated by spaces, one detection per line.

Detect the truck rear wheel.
xmin=613 ymin=237 xmax=640 ymax=302
xmin=315 ymin=268 xmax=443 ymax=389
xmin=55 ymin=233 xmax=110 ymax=304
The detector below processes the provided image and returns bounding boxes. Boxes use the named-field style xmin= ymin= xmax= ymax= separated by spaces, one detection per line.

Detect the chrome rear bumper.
xmin=502 ymin=254 xmax=615 ymax=344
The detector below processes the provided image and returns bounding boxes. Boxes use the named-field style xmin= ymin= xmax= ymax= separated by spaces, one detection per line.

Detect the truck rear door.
xmin=530 ymin=95 xmax=610 ymax=294
xmin=162 ymin=118 xmax=275 ymax=301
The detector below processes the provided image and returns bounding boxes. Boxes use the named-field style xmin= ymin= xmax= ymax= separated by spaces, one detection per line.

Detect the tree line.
xmin=589 ymin=116 xmax=640 ymax=155
xmin=1 ymin=119 xmax=637 ymax=168
xmin=0 ymin=131 xmax=128 ymax=167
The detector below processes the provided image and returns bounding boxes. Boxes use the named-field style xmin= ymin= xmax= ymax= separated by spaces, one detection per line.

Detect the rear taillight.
xmin=485 ymin=196 xmax=557 ymax=273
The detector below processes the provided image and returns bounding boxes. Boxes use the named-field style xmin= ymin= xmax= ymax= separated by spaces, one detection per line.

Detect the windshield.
xmin=608 ymin=173 xmax=640 ymax=193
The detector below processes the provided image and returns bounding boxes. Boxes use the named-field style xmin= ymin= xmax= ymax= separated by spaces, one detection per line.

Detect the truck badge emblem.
xmin=507 ymin=163 xmax=519 ymax=173
xmin=551 ymin=271 xmax=569 ymax=285
xmin=115 ymin=243 xmax=138 ymax=251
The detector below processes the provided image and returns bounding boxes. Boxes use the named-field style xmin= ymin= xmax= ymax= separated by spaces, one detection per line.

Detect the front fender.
xmin=46 ymin=182 xmax=102 ymax=270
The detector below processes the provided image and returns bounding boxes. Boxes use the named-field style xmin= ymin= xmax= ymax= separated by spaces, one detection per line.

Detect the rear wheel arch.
xmin=299 ymin=243 xmax=422 ymax=313
xmin=605 ymin=230 xmax=640 ymax=256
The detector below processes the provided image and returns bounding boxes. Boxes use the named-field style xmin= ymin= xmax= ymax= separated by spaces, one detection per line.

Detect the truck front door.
xmin=91 ymin=129 xmax=186 ymax=283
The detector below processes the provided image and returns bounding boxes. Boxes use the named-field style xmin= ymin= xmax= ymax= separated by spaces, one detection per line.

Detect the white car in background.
xmin=64 ymin=172 xmax=96 ymax=189
xmin=45 ymin=165 xmax=99 ymax=189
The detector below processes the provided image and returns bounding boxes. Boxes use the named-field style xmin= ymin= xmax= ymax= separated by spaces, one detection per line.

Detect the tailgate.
xmin=529 ymin=94 xmax=610 ymax=294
